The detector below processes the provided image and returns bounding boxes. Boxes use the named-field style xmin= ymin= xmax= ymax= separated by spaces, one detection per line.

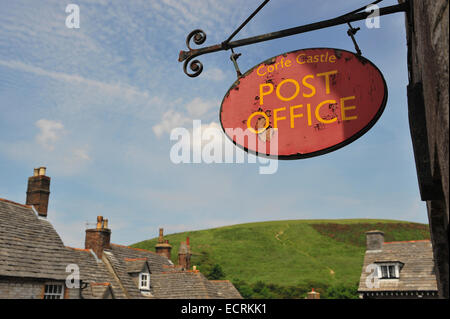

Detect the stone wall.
xmin=0 ymin=277 xmax=79 ymax=299
xmin=0 ymin=278 xmax=44 ymax=299
xmin=403 ymin=0 xmax=449 ymax=298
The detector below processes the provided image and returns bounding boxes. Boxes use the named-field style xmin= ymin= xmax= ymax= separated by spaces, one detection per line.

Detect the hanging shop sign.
xmin=220 ymin=48 xmax=388 ymax=159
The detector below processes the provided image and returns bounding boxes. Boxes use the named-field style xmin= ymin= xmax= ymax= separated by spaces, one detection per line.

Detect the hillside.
xmin=132 ymin=219 xmax=430 ymax=298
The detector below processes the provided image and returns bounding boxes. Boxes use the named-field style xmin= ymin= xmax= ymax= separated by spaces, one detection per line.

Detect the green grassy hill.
xmin=132 ymin=219 xmax=430 ymax=298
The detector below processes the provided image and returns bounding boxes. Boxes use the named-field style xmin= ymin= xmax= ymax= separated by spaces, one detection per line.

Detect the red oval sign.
xmin=220 ymin=48 xmax=387 ymax=159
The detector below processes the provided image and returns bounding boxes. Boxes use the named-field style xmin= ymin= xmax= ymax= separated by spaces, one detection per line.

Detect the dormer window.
xmin=377 ymin=262 xmax=401 ymax=279
xmin=139 ymin=272 xmax=150 ymax=290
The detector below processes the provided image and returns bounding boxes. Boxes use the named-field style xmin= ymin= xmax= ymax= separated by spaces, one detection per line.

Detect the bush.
xmin=208 ymin=264 xmax=226 ymax=280
xmin=325 ymin=283 xmax=359 ymax=299
xmin=231 ymin=280 xmax=359 ymax=299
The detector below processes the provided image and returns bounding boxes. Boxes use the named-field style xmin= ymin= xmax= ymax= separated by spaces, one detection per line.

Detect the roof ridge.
xmin=66 ymin=246 xmax=91 ymax=252
xmin=124 ymin=257 xmax=147 ymax=261
xmin=209 ymin=280 xmax=231 ymax=283
xmin=0 ymin=198 xmax=32 ymax=209
xmin=384 ymin=239 xmax=431 ymax=244
xmin=110 ymin=243 xmax=160 ymax=255
xmin=90 ymin=282 xmax=111 ymax=286
xmin=160 ymin=270 xmax=201 ymax=274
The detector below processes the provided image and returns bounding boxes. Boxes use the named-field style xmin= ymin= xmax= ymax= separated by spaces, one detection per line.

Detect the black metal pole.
xmin=223 ymin=0 xmax=270 ymax=46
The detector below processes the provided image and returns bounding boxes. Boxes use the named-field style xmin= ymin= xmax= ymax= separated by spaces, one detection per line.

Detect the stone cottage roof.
xmin=358 ymin=240 xmax=438 ymax=293
xmin=64 ymin=247 xmax=128 ymax=299
xmin=109 ymin=243 xmax=173 ymax=273
xmin=0 ymin=199 xmax=71 ymax=281
xmin=150 ymin=271 xmax=222 ymax=299
xmin=124 ymin=258 xmax=149 ymax=274
xmin=210 ymin=280 xmax=244 ymax=299
xmin=0 ymin=197 xmax=242 ymax=299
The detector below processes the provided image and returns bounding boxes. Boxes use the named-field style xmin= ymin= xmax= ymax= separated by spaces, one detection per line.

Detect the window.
xmin=139 ymin=273 xmax=150 ymax=290
xmin=43 ymin=283 xmax=64 ymax=299
xmin=377 ymin=263 xmax=400 ymax=279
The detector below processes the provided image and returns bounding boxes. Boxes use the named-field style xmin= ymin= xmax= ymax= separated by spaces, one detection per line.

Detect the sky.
xmin=0 ymin=0 xmax=427 ymax=248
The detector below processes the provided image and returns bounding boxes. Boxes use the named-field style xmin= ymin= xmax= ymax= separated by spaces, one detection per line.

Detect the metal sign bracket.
xmin=178 ymin=0 xmax=409 ymax=78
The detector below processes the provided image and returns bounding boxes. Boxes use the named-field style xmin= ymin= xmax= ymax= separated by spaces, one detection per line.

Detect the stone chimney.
xmin=178 ymin=238 xmax=191 ymax=271
xmin=366 ymin=230 xmax=385 ymax=251
xmin=155 ymin=228 xmax=172 ymax=260
xmin=26 ymin=167 xmax=51 ymax=217
xmin=85 ymin=216 xmax=111 ymax=259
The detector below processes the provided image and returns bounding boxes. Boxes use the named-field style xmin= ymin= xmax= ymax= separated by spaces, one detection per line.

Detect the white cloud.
xmin=153 ymin=97 xmax=219 ymax=137
xmin=152 ymin=109 xmax=192 ymax=137
xmin=35 ymin=119 xmax=65 ymax=151
xmin=0 ymin=59 xmax=150 ymax=101
xmin=72 ymin=148 xmax=90 ymax=161
xmin=202 ymin=68 xmax=226 ymax=82
xmin=185 ymin=97 xmax=217 ymax=117
xmin=0 ymin=119 xmax=92 ymax=177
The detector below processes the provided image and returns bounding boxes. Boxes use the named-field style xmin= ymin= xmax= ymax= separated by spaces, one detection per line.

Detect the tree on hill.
xmin=207 ymin=264 xmax=226 ymax=280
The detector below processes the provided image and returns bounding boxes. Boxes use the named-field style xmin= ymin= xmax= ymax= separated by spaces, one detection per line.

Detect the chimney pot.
xmin=186 ymin=236 xmax=190 ymax=246
xmin=158 ymin=228 xmax=164 ymax=243
xmin=155 ymin=228 xmax=172 ymax=260
xmin=96 ymin=216 xmax=103 ymax=229
xmin=26 ymin=167 xmax=51 ymax=217
xmin=366 ymin=230 xmax=385 ymax=251
xmin=38 ymin=167 xmax=46 ymax=176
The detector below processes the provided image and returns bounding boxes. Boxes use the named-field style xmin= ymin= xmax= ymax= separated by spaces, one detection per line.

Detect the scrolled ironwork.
xmin=183 ymin=57 xmax=204 ymax=78
xmin=180 ymin=29 xmax=207 ymax=77
xmin=186 ymin=29 xmax=206 ymax=50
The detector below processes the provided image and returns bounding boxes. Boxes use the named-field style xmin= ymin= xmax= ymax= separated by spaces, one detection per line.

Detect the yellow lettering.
xmin=296 ymin=54 xmax=306 ymax=64
xmin=315 ymin=100 xmax=337 ymax=124
xmin=341 ymin=96 xmax=357 ymax=120
xmin=276 ymin=79 xmax=300 ymax=102
xmin=257 ymin=65 xmax=266 ymax=76
xmin=259 ymin=83 xmax=273 ymax=105
xmin=273 ymin=107 xmax=287 ymax=128
xmin=247 ymin=112 xmax=269 ymax=134
xmin=302 ymin=75 xmax=316 ymax=98
xmin=316 ymin=70 xmax=338 ymax=94
xmin=290 ymin=104 xmax=303 ymax=128
xmin=307 ymin=103 xmax=312 ymax=126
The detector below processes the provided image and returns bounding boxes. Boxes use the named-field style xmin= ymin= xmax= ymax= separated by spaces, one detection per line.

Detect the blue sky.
xmin=0 ymin=0 xmax=426 ymax=248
